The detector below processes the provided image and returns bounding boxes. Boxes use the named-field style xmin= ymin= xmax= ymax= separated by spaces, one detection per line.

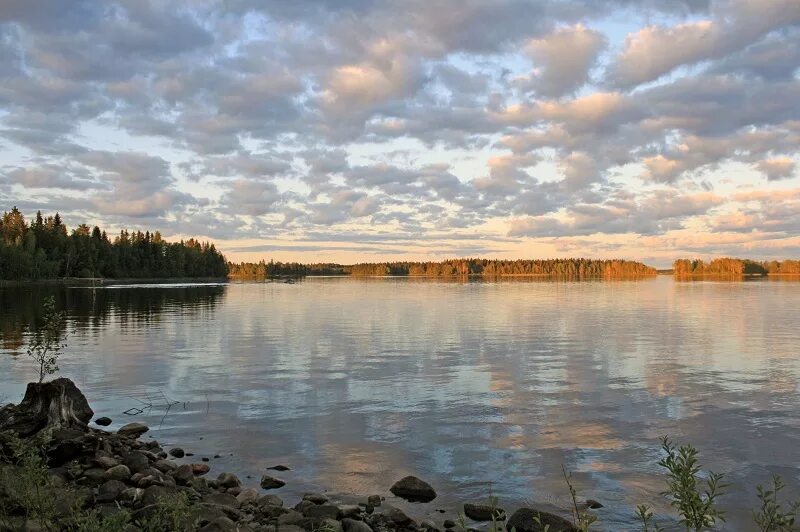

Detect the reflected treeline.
xmin=0 ymin=284 xmax=226 ymax=354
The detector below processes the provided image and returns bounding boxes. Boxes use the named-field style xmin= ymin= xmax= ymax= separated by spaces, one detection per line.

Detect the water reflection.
xmin=0 ymin=277 xmax=799 ymax=530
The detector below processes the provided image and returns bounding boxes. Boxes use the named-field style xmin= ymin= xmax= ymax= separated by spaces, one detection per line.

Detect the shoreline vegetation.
xmin=2 ymin=207 xmax=798 ymax=283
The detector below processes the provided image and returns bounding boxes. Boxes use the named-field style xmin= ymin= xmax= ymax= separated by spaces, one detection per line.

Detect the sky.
xmin=0 ymin=0 xmax=799 ymax=267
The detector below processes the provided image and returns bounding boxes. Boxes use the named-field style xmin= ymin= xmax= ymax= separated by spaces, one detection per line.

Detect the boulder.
xmin=95 ymin=416 xmax=112 ymax=426
xmin=103 ymin=464 xmax=131 ymax=482
xmin=506 ymin=508 xmax=577 ymax=532
xmin=142 ymin=485 xmax=179 ymax=506
xmin=236 ymin=487 xmax=261 ymax=505
xmin=172 ymin=464 xmax=195 ymax=485
xmin=383 ymin=507 xmax=414 ymax=526
xmin=122 ymin=451 xmax=150 ymax=474
xmin=203 ymin=492 xmax=240 ymax=508
xmin=96 ymin=480 xmax=127 ymax=503
xmin=169 ymin=447 xmax=185 ymax=458
xmin=390 ymin=476 xmax=437 ymax=502
xmin=216 ymin=472 xmax=241 ymax=489
xmin=0 ymin=378 xmax=93 ymax=437
xmin=117 ymin=422 xmax=149 ymax=437
xmin=338 ymin=504 xmax=361 ymax=519
xmin=343 ymin=518 xmax=374 ymax=532
xmin=192 ymin=463 xmax=211 ymax=475
xmin=303 ymin=493 xmax=328 ymax=504
xmin=258 ymin=494 xmax=284 ymax=508
xmin=464 ymin=502 xmax=506 ymax=521
xmin=260 ymin=474 xmax=285 ymax=490
xmin=303 ymin=504 xmax=340 ymax=520
xmin=367 ymin=494 xmax=382 ymax=507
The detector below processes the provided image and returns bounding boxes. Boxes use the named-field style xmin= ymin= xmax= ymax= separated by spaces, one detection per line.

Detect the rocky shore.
xmin=0 ymin=378 xmax=581 ymax=531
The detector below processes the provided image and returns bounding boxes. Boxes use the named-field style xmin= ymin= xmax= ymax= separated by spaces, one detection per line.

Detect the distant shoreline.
xmin=0 ymin=276 xmax=228 ymax=287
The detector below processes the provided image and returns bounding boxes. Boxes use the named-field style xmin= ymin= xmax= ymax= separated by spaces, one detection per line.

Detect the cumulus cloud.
xmin=524 ymin=24 xmax=607 ymax=97
xmin=0 ymin=0 xmax=798 ymax=262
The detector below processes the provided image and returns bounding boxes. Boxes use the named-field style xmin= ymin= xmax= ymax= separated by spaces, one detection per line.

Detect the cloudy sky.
xmin=1 ymin=0 xmax=799 ymax=266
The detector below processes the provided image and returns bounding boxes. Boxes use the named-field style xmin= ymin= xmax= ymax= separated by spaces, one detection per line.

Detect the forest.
xmin=0 ymin=207 xmax=227 ymax=280
xmin=228 ymin=258 xmax=658 ymax=278
xmin=673 ymin=258 xmax=800 ymax=276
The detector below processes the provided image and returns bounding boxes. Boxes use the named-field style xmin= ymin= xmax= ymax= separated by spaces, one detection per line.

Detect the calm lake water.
xmin=1 ymin=276 xmax=799 ymax=530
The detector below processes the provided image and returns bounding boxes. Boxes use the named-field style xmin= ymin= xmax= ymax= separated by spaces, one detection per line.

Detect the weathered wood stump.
xmin=0 ymin=378 xmax=93 ymax=437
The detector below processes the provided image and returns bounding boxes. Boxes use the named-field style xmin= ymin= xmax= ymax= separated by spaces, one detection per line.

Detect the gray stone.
xmin=169 ymin=447 xmax=185 ymax=458
xmin=95 ymin=456 xmax=119 ymax=469
xmin=142 ymin=485 xmax=178 ymax=506
xmin=464 ymin=503 xmax=506 ymax=522
xmin=122 ymin=452 xmax=150 ymax=474
xmin=259 ymin=494 xmax=284 ymax=507
xmin=367 ymin=495 xmax=382 ymax=507
xmin=95 ymin=416 xmax=112 ymax=426
xmin=304 ymin=504 xmax=340 ymax=520
xmin=278 ymin=509 xmax=305 ymax=526
xmin=237 ymin=487 xmax=260 ymax=505
xmin=390 ymin=476 xmax=437 ymax=502
xmin=384 ymin=507 xmax=413 ymax=526
xmin=303 ymin=493 xmax=328 ymax=504
xmin=342 ymin=518 xmax=374 ymax=532
xmin=117 ymin=422 xmax=149 ymax=437
xmin=260 ymin=475 xmax=285 ymax=490
xmin=216 ymin=472 xmax=241 ymax=489
xmin=97 ymin=480 xmax=127 ymax=503
xmin=173 ymin=464 xmax=194 ymax=485
xmin=153 ymin=459 xmax=177 ymax=473
xmin=203 ymin=492 xmax=239 ymax=508
xmin=506 ymin=508 xmax=577 ymax=532
xmin=199 ymin=516 xmax=239 ymax=532
xmin=103 ymin=464 xmax=131 ymax=482
xmin=338 ymin=504 xmax=361 ymax=519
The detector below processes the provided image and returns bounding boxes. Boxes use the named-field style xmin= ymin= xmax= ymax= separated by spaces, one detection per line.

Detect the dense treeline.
xmin=0 ymin=207 xmax=227 ymax=280
xmin=227 ymin=260 xmax=346 ymax=278
xmin=229 ymin=258 xmax=657 ymax=278
xmin=673 ymin=258 xmax=800 ymax=276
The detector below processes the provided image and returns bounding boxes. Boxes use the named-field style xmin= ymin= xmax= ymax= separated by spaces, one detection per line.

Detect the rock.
xmin=227 ymin=486 xmax=242 ymax=496
xmin=421 ymin=520 xmax=440 ymax=531
xmin=117 ymin=422 xmax=149 ymax=437
xmin=303 ymin=493 xmax=328 ymax=504
xmin=278 ymin=509 xmax=305 ymax=526
xmin=298 ymin=518 xmax=342 ymax=532
xmin=95 ymin=456 xmax=119 ymax=469
xmin=506 ymin=508 xmax=577 ymax=532
xmin=0 ymin=378 xmax=94 ymax=437
xmin=202 ymin=457 xmax=210 ymax=462
xmin=122 ymin=452 xmax=150 ymax=473
xmin=216 ymin=472 xmax=241 ymax=489
xmin=342 ymin=518 xmax=374 ymax=532
xmin=173 ymin=464 xmax=195 ymax=485
xmin=268 ymin=464 xmax=291 ymax=471
xmin=384 ymin=507 xmax=414 ymax=526
xmin=260 ymin=475 xmax=285 ymax=490
xmin=304 ymin=504 xmax=340 ymax=520
xmin=95 ymin=416 xmax=112 ymax=426
xmin=103 ymin=464 xmax=131 ymax=482
xmin=96 ymin=480 xmax=127 ymax=503
xmin=199 ymin=516 xmax=239 ymax=532
xmin=367 ymin=495 xmax=382 ymax=507
xmin=81 ymin=467 xmax=107 ymax=484
xmin=142 ymin=485 xmax=178 ymax=506
xmin=585 ymin=499 xmax=603 ymax=509
xmin=119 ymin=487 xmax=144 ymax=504
xmin=389 ymin=476 xmax=437 ymax=502
xmin=237 ymin=487 xmax=261 ymax=505
xmin=338 ymin=504 xmax=361 ymax=519
xmin=295 ymin=500 xmax=317 ymax=515
xmin=278 ymin=526 xmax=305 ymax=532
xmin=192 ymin=463 xmax=211 ymax=475
xmin=153 ymin=459 xmax=177 ymax=473
xmin=259 ymin=494 xmax=284 ymax=508
xmin=464 ymin=503 xmax=506 ymax=522
xmin=443 ymin=519 xmax=456 ymax=529
xmin=203 ymin=492 xmax=240 ymax=508
xmin=169 ymin=447 xmax=185 ymax=458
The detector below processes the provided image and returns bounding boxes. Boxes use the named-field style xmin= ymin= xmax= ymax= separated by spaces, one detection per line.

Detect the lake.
xmin=1 ymin=276 xmax=799 ymax=530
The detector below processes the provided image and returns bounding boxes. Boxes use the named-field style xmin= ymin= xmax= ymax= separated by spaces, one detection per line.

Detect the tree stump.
xmin=0 ymin=378 xmax=94 ymax=437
